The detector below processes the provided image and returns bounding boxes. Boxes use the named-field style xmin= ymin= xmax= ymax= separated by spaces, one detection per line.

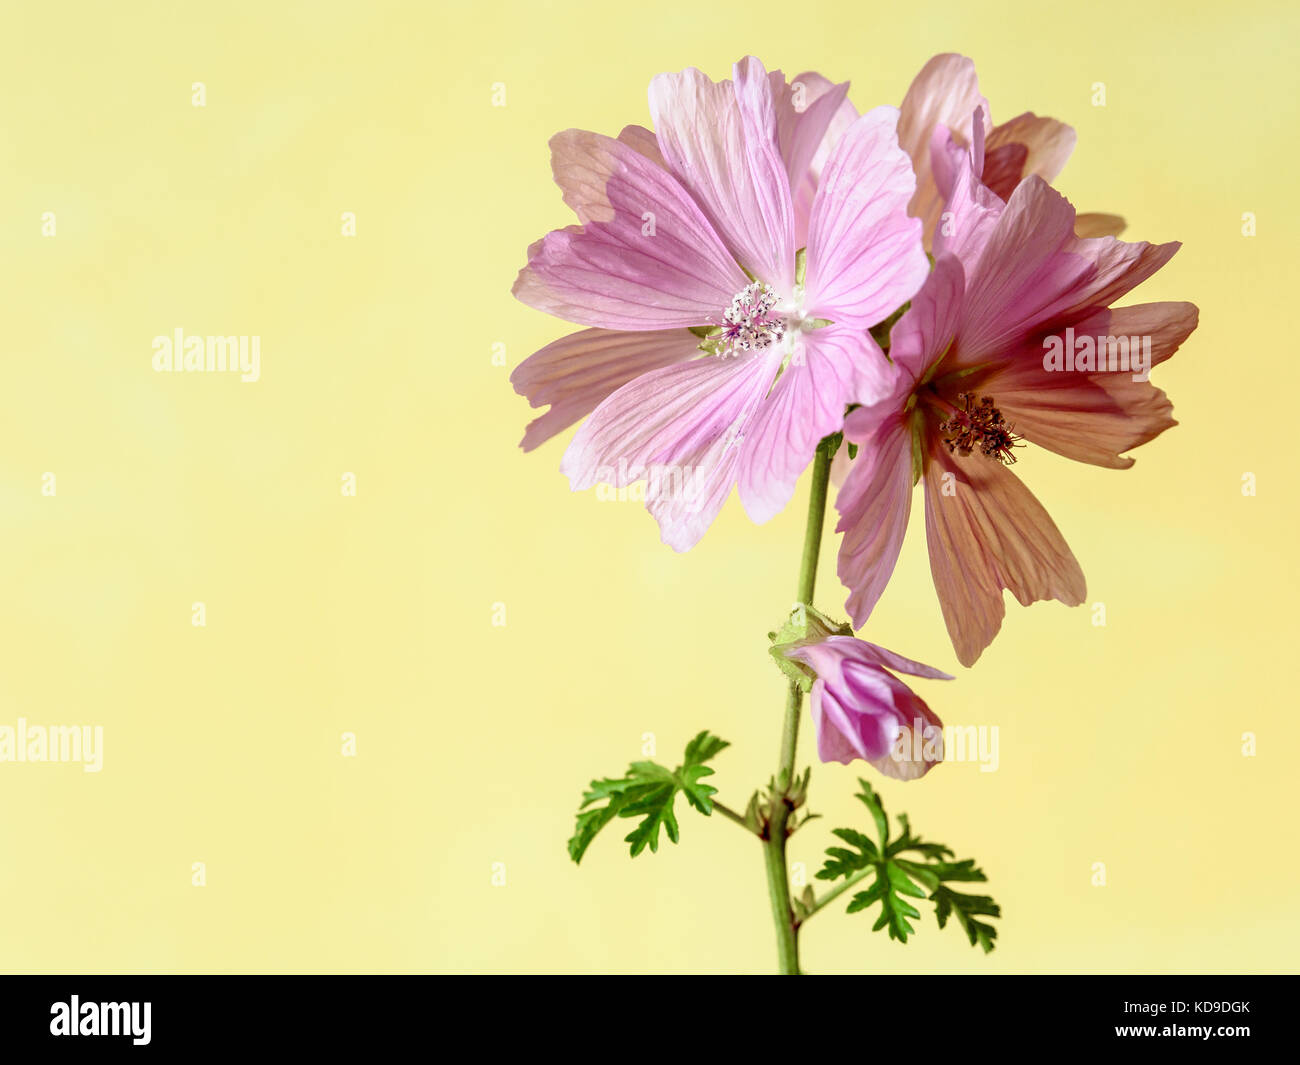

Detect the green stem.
xmin=711 ymin=800 xmax=754 ymax=833
xmin=797 ymin=438 xmax=833 ymax=606
xmin=763 ymin=679 xmax=802 ymax=974
xmin=763 ymin=789 xmax=800 ymax=972
xmin=763 ymin=435 xmax=835 ymax=975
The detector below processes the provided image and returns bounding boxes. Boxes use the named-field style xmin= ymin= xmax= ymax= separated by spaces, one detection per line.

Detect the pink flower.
xmin=835 ymin=173 xmax=1198 ymax=667
xmin=512 ymin=57 xmax=927 ymax=550
xmin=781 ymin=636 xmax=950 ymax=779
xmin=897 ymin=53 xmax=1124 ymax=248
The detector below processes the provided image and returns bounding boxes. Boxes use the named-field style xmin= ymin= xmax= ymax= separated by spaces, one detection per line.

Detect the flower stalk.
xmin=762 ymin=434 xmax=835 ymax=975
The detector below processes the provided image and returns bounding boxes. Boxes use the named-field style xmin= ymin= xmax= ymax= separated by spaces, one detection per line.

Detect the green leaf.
xmin=887 ymin=814 xmax=955 ymax=861
xmin=934 ymin=886 xmax=1001 ymax=953
xmin=817 ymin=827 xmax=878 ymax=881
xmin=678 ymin=763 xmax=718 ymax=815
xmin=888 ymin=862 xmax=928 ymax=898
xmin=683 ymin=731 xmax=729 ymax=767
xmin=567 ymin=731 xmax=729 ymax=863
xmin=876 ymin=868 xmax=922 ymax=938
xmin=854 ymin=779 xmax=890 ymax=849
xmin=817 ymin=778 xmax=1001 ymax=952
xmin=846 ymin=865 xmax=920 ymax=943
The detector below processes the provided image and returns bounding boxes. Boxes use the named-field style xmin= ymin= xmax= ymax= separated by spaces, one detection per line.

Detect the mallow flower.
xmin=779 ymin=635 xmax=950 ymax=780
xmin=834 ymin=166 xmax=1198 ymax=667
xmin=512 ymin=57 xmax=927 ymax=550
xmin=897 ymin=53 xmax=1125 ymax=247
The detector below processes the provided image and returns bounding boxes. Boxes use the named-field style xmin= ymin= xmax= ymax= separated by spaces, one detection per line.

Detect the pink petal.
xmin=866 ymin=685 xmax=945 ymax=781
xmin=646 ymin=425 xmax=746 ymax=552
xmin=946 ymin=178 xmax=1100 ymax=366
xmin=550 ymin=127 xmax=666 ymax=224
xmin=784 ymin=636 xmax=947 ymax=777
xmin=929 ymin=117 xmax=1004 ymax=267
xmin=815 ymin=667 xmax=900 ymax=762
xmin=560 ymin=348 xmax=782 ymax=550
xmin=788 ymin=73 xmax=860 ymax=247
xmin=787 ymin=634 xmax=951 ymax=683
xmin=649 ymin=58 xmax=795 ymax=292
xmin=769 ymin=71 xmax=853 ymax=246
xmin=979 ymin=141 xmax=1028 ymax=202
xmin=835 ymin=411 xmax=914 ymax=627
xmin=923 ymin=442 xmax=1085 ymax=666
xmin=513 ymin=132 xmax=747 ymax=330
xmin=800 ymin=73 xmax=860 ymax=175
xmin=984 ymin=302 xmax=1197 ymax=468
xmin=770 ymin=72 xmax=849 ymax=189
xmin=735 ymin=326 xmax=886 ymax=524
xmin=929 ymin=109 xmax=985 ymax=204
xmin=812 ymin=665 xmax=943 ymax=777
xmin=982 ymin=112 xmax=1076 ymax=199
xmin=952 ymin=178 xmax=1181 ymax=370
xmin=511 ymin=328 xmax=700 ymax=451
xmin=886 ymin=252 xmax=965 ymax=387
xmin=1065 ymin=229 xmax=1182 ymax=318
xmin=896 ymin=54 xmax=992 ymax=248
xmin=829 ymin=440 xmax=853 ymax=488
xmin=616 ymin=124 xmax=667 ymax=169
xmin=803 ymin=106 xmax=928 ymax=329
xmin=854 ymin=640 xmax=953 ymax=681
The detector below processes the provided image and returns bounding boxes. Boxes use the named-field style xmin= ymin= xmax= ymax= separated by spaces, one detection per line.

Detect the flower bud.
xmin=780 ymin=636 xmax=951 ymax=780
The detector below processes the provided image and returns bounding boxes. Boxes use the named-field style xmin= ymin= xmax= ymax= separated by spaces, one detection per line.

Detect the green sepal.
xmin=767 ymin=603 xmax=853 ymax=689
xmin=690 ymin=325 xmax=726 ymax=356
xmin=868 ymin=300 xmax=910 ymax=350
xmin=908 ymin=407 xmax=925 ymax=485
xmin=792 ymin=884 xmax=817 ymax=921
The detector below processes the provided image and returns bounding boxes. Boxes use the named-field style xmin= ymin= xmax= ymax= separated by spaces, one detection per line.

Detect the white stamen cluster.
xmin=719 ymin=283 xmax=786 ymax=358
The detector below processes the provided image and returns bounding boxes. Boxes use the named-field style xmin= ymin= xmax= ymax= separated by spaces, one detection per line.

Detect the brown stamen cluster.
xmin=939 ymin=392 xmax=1021 ymax=465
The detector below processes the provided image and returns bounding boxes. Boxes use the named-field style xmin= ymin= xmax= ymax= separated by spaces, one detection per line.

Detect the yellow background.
xmin=1 ymin=0 xmax=1295 ymax=973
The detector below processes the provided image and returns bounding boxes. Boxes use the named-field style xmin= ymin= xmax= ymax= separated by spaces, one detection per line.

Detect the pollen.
xmin=939 ymin=392 xmax=1022 ymax=465
xmin=718 ymin=283 xmax=786 ymax=357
